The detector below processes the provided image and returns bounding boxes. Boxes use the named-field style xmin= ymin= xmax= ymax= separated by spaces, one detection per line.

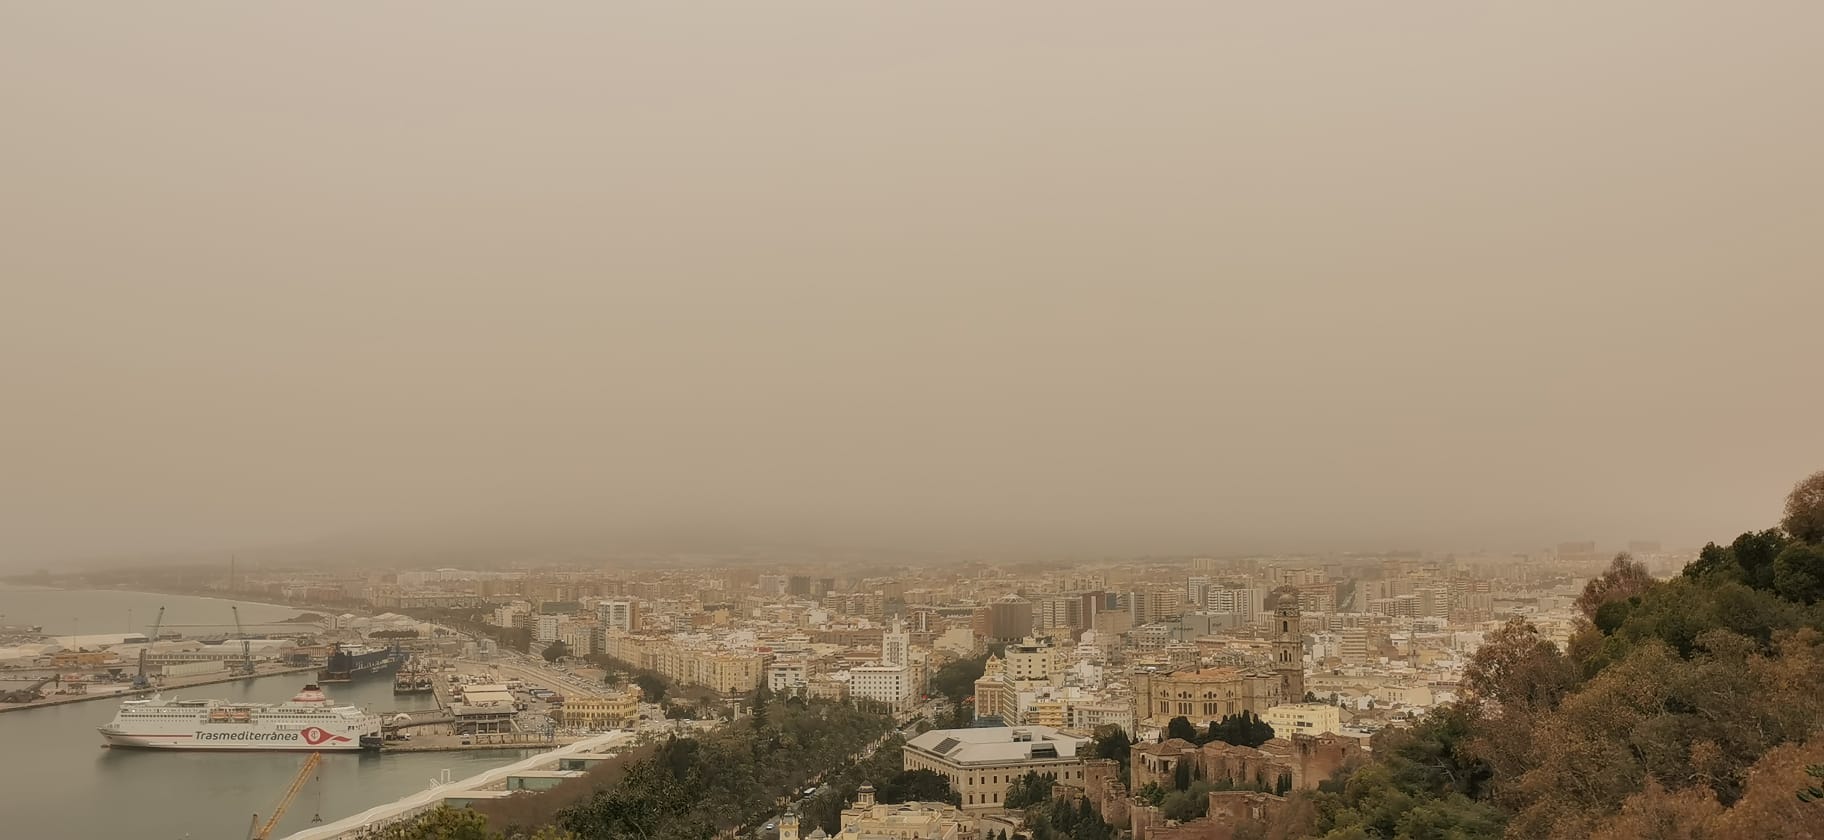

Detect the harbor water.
xmin=0 ymin=587 xmax=534 ymax=839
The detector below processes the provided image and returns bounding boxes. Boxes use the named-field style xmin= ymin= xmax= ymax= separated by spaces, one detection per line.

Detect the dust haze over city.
xmin=4 ymin=5 xmax=1824 ymax=840
xmin=4 ymin=2 xmax=1821 ymax=570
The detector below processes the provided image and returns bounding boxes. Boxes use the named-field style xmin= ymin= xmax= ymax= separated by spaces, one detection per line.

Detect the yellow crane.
xmin=249 ymin=751 xmax=323 ymax=840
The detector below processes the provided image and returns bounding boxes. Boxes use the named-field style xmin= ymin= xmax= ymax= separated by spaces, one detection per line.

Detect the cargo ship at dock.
xmin=98 ymin=683 xmax=382 ymax=751
xmin=317 ymin=642 xmax=402 ymax=683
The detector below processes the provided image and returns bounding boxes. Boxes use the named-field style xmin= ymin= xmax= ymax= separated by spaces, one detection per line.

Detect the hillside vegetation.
xmin=380 ymin=691 xmax=895 ymax=840
xmin=1284 ymin=469 xmax=1824 ymax=840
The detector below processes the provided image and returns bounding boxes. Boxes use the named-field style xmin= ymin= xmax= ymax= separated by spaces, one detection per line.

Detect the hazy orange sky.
xmin=3 ymin=3 xmax=1821 ymax=565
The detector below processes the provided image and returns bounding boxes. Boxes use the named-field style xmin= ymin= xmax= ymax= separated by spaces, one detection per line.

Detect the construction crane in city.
xmin=249 ymin=751 xmax=322 ymax=840
xmin=134 ymin=606 xmax=166 ymax=689
xmin=231 ymin=605 xmax=255 ymax=677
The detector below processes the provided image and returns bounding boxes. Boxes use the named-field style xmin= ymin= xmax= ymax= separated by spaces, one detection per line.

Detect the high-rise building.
xmin=882 ymin=618 xmax=909 ymax=668
xmin=596 ymin=599 xmax=639 ymax=632
xmin=1413 ymin=586 xmax=1451 ymax=619
xmin=534 ymin=614 xmax=563 ymax=644
xmin=1187 ymin=576 xmax=1212 ymax=608
xmin=852 ymin=617 xmax=916 ymax=710
xmin=1037 ymin=596 xmax=1089 ymax=634
xmin=1206 ymin=585 xmax=1265 ymax=624
xmin=988 ymin=596 xmax=1034 ymax=642
xmin=1339 ymin=627 xmax=1370 ymax=663
xmin=559 ymin=624 xmax=596 ymax=656
xmin=1129 ymin=588 xmax=1184 ymax=625
xmin=1293 ymin=582 xmax=1337 ymax=614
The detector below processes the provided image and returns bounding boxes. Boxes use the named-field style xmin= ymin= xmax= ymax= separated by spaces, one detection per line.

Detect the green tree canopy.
xmin=1203 ymin=711 xmax=1276 ymax=749
xmin=928 ymin=655 xmax=987 ymax=704
xmin=632 ymin=673 xmax=667 ymax=703
xmin=874 ymin=769 xmax=956 ymax=805
xmin=1004 ymin=771 xmax=1056 ymax=810
xmin=374 ymin=806 xmax=578 ymax=840
xmin=556 ymin=700 xmax=895 ymax=840
xmin=1782 ymin=469 xmax=1824 ymax=544
xmin=1575 ymin=554 xmax=1655 ymax=619
xmin=1772 ymin=543 xmax=1824 ymax=604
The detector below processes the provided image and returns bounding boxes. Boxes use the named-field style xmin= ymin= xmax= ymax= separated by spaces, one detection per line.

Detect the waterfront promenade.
xmin=279 ymin=730 xmax=634 ymax=840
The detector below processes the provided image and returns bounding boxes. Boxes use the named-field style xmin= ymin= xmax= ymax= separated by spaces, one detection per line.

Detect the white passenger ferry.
xmin=98 ymin=683 xmax=382 ymax=751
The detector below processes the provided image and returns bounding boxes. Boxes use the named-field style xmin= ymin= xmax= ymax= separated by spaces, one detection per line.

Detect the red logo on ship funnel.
xmin=301 ymin=727 xmax=351 ymax=745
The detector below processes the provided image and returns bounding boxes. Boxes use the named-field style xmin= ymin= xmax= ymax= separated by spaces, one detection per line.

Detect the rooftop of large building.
xmin=905 ymin=725 xmax=1088 ymax=765
xmin=1143 ymin=666 xmax=1244 ymax=683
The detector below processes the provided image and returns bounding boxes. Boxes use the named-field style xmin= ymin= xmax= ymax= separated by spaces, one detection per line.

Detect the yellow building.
xmin=1261 ymin=702 xmax=1342 ymax=737
xmin=972 ymin=640 xmax=1067 ymax=725
xmin=673 ymin=649 xmax=763 ymax=694
xmin=806 ymin=676 xmax=848 ymax=702
xmin=559 ymin=686 xmax=644 ymax=730
xmin=826 ymin=783 xmax=976 ymax=840
xmin=1023 ymin=698 xmax=1069 ymax=728
xmin=1001 ymin=638 xmax=1062 ymax=682
xmin=600 ymin=632 xmax=763 ymax=694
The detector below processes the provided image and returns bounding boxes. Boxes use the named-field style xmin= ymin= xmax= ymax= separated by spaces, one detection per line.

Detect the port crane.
xmin=0 ymin=675 xmax=55 ymax=704
xmin=248 ymin=751 xmax=323 ymax=840
xmin=133 ymin=606 xmax=166 ymax=689
xmin=231 ymin=605 xmax=255 ymax=677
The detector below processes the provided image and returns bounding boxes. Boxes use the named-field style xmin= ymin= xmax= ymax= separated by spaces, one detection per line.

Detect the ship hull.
xmin=99 ymin=731 xmax=371 ymax=751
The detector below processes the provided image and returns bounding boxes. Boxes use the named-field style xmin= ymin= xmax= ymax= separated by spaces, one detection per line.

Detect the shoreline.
xmin=0 ymin=582 xmax=371 ymax=624
xmin=0 ymin=664 xmax=318 ymax=714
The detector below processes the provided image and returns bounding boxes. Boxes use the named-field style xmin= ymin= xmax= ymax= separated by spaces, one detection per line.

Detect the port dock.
xmin=0 ymin=664 xmax=317 ymax=714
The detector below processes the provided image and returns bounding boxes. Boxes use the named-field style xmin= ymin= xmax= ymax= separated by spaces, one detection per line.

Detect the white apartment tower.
xmin=597 ymin=599 xmax=638 ymax=632
xmin=883 ymin=618 xmax=909 ymax=667
xmin=534 ymin=614 xmax=563 ymax=644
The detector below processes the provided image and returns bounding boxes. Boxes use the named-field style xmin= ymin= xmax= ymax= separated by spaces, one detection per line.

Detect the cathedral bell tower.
xmin=1270 ymin=586 xmax=1306 ymax=703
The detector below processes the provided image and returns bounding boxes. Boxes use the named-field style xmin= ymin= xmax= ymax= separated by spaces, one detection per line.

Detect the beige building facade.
xmin=902 ymin=726 xmax=1089 ymax=812
xmin=1261 ymin=702 xmax=1342 ymax=737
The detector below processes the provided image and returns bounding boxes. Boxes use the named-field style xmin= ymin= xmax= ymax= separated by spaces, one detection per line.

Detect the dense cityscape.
xmin=6 ymin=472 xmax=1822 ymax=839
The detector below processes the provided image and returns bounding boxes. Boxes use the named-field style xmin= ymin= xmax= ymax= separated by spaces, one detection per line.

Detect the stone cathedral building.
xmin=1132 ymin=587 xmax=1306 ymax=730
